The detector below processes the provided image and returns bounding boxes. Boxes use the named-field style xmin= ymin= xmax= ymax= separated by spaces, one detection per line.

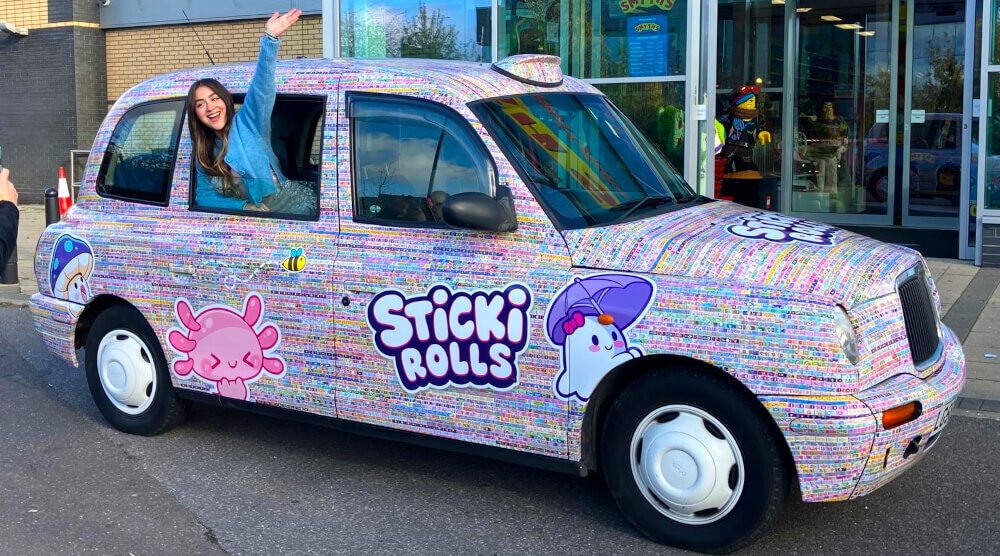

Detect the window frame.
xmin=346 ymin=91 xmax=499 ymax=229
xmin=187 ymin=93 xmax=327 ymax=223
xmin=96 ymin=98 xmax=186 ymax=207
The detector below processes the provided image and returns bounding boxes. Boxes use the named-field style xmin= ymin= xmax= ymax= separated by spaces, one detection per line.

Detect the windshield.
xmin=469 ymin=93 xmax=699 ymax=229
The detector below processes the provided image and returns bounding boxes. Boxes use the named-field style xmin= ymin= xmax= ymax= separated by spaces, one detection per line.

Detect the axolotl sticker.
xmin=726 ymin=212 xmax=840 ymax=245
xmin=49 ymin=234 xmax=95 ymax=310
xmin=368 ymin=284 xmax=532 ymax=393
xmin=546 ymin=274 xmax=656 ymax=403
xmin=167 ymin=292 xmax=285 ymax=401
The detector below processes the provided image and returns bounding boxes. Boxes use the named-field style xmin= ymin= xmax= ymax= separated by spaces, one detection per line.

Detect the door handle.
xmin=169 ymin=263 xmax=196 ymax=275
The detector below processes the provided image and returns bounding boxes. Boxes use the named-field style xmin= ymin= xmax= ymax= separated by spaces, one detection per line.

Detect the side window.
xmin=190 ymin=95 xmax=324 ymax=220
xmin=97 ymin=100 xmax=184 ymax=205
xmin=349 ymin=93 xmax=495 ymax=226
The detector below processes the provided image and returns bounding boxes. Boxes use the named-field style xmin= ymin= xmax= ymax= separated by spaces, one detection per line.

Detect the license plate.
xmin=932 ymin=398 xmax=957 ymax=435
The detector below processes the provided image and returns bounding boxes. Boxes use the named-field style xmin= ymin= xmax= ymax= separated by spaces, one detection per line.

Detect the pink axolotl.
xmin=167 ymin=292 xmax=285 ymax=400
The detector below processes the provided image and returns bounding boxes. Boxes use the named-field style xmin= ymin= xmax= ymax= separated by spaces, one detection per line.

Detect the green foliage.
xmin=400 ymin=3 xmax=460 ymax=59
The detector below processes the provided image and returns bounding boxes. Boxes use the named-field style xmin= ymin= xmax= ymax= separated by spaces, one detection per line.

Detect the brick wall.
xmin=983 ymin=224 xmax=1000 ymax=267
xmin=105 ymin=15 xmax=323 ymax=102
xmin=0 ymin=0 xmax=50 ymax=28
xmin=0 ymin=1 xmax=105 ymax=202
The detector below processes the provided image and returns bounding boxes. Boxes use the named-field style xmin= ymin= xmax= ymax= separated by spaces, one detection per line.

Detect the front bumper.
xmin=29 ymin=293 xmax=82 ymax=368
xmin=761 ymin=325 xmax=965 ymax=502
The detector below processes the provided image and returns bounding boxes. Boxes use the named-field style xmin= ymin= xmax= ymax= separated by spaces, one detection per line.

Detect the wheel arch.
xmin=579 ymin=354 xmax=797 ymax=485
xmin=75 ymin=294 xmax=144 ymax=350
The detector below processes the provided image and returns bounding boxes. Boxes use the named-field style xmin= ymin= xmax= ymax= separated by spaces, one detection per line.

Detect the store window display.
xmin=716 ymin=84 xmax=777 ymax=209
xmin=799 ymin=101 xmax=849 ymax=193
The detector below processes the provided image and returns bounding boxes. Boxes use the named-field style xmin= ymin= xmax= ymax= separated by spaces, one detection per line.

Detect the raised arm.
xmin=237 ymin=9 xmax=302 ymax=136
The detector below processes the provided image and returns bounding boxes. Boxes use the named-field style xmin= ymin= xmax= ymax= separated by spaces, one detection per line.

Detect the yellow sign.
xmin=496 ymin=97 xmax=624 ymax=208
xmin=620 ymin=0 xmax=676 ymax=13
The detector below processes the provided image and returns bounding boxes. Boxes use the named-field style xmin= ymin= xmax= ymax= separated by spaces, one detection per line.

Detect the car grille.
xmin=896 ymin=266 xmax=941 ymax=368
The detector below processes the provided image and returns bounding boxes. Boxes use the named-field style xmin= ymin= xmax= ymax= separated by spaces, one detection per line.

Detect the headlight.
xmin=833 ymin=307 xmax=859 ymax=365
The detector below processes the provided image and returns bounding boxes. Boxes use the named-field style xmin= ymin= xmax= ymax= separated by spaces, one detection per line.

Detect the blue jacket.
xmin=195 ymin=35 xmax=287 ymax=210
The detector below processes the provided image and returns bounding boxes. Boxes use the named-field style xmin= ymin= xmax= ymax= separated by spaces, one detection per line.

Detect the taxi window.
xmin=97 ymin=100 xmax=184 ymax=205
xmin=189 ymin=95 xmax=324 ymax=220
xmin=348 ymin=93 xmax=495 ymax=226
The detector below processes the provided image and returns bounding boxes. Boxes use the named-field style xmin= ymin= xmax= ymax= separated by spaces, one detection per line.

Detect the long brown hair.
xmin=186 ymin=78 xmax=241 ymax=198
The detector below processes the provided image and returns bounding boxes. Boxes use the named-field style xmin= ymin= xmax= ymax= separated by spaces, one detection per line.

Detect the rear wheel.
xmin=601 ymin=367 xmax=788 ymax=554
xmin=85 ymin=305 xmax=190 ymax=435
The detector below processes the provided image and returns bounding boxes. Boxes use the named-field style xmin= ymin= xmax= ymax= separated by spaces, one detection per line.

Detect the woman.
xmin=187 ymin=9 xmax=314 ymax=214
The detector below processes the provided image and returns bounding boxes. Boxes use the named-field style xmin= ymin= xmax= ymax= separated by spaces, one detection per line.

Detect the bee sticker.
xmin=282 ymin=247 xmax=307 ymax=273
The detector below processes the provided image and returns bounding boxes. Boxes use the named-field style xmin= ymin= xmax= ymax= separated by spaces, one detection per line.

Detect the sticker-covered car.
xmin=30 ymin=54 xmax=964 ymax=553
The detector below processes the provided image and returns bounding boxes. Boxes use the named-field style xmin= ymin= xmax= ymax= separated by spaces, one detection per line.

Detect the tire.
xmin=85 ymin=304 xmax=190 ymax=435
xmin=601 ymin=367 xmax=789 ymax=554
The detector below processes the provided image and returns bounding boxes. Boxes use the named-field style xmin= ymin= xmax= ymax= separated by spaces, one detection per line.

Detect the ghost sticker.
xmin=545 ymin=274 xmax=656 ymax=403
xmin=167 ymin=292 xmax=285 ymax=401
xmin=49 ymin=234 xmax=94 ymax=308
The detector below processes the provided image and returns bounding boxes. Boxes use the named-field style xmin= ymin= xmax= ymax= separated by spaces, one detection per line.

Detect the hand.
xmin=0 ymin=168 xmax=18 ymax=207
xmin=758 ymin=131 xmax=772 ymax=145
xmin=243 ymin=202 xmax=270 ymax=212
xmin=265 ymin=9 xmax=302 ymax=39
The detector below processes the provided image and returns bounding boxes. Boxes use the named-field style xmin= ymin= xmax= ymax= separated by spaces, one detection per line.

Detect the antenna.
xmin=182 ymin=10 xmax=216 ymax=66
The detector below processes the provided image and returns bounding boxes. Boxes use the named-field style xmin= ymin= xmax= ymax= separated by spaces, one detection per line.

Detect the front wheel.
xmin=601 ymin=368 xmax=789 ymax=554
xmin=85 ymin=305 xmax=190 ymax=435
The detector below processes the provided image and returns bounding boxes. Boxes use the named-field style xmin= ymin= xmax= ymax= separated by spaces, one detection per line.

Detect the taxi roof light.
xmin=491 ymin=54 xmax=564 ymax=88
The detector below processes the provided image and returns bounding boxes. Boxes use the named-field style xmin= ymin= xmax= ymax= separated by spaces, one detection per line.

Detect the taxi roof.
xmin=118 ymin=56 xmax=599 ymax=108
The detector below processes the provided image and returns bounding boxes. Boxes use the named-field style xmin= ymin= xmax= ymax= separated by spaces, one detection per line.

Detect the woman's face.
xmin=193 ymin=85 xmax=227 ymax=133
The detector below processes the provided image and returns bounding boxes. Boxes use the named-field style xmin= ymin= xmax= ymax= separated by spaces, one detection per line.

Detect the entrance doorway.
xmin=707 ymin=0 xmax=975 ymax=258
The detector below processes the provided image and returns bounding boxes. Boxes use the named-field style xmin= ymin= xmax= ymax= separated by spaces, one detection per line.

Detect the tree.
xmin=400 ymin=3 xmax=460 ymax=59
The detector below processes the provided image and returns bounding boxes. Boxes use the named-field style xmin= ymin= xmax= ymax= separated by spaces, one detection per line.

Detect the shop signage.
xmin=620 ymin=0 xmax=676 ymax=13
xmin=627 ymin=14 xmax=668 ymax=77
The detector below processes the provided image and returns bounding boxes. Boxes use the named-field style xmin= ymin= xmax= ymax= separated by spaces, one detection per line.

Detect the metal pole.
xmin=45 ymin=188 xmax=60 ymax=226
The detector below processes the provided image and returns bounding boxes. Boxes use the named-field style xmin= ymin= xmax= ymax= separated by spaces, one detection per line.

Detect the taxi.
xmin=30 ymin=54 xmax=965 ymax=553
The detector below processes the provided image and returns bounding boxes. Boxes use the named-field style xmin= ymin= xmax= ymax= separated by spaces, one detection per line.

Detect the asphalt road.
xmin=0 ymin=306 xmax=997 ymax=555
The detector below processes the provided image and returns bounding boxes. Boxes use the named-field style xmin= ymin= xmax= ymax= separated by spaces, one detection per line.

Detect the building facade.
xmin=3 ymin=0 xmax=998 ymax=263
xmin=0 ymin=0 xmax=106 ymax=203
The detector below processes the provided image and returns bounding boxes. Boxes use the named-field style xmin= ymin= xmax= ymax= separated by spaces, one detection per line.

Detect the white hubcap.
xmin=97 ymin=330 xmax=156 ymax=415
xmin=630 ymin=405 xmax=744 ymax=525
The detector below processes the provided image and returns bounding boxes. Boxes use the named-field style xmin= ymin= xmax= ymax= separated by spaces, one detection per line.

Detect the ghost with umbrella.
xmin=545 ymin=274 xmax=656 ymax=402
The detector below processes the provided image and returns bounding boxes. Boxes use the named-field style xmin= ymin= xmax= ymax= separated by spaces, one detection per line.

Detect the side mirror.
xmin=442 ymin=187 xmax=517 ymax=232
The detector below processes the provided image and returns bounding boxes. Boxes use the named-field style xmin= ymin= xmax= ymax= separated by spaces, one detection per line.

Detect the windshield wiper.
xmin=612 ymin=195 xmax=673 ymax=223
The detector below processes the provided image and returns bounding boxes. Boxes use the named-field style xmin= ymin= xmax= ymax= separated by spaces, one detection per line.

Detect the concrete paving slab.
xmin=930 ymin=258 xmax=980 ymax=275
xmin=959 ymin=397 xmax=983 ymax=410
xmin=961 ymin=378 xmax=1000 ymax=400
xmin=967 ymin=361 xmax=1000 ymax=380
xmin=943 ymin=267 xmax=1000 ymax=342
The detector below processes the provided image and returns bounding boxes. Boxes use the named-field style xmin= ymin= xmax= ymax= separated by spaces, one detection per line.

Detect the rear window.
xmin=97 ymin=100 xmax=184 ymax=205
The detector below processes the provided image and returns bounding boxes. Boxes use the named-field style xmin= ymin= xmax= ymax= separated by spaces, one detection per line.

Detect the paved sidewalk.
xmin=2 ymin=205 xmax=998 ymax=403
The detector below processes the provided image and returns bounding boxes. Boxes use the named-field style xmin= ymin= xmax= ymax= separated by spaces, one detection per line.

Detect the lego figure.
xmin=718 ymin=84 xmax=771 ymax=179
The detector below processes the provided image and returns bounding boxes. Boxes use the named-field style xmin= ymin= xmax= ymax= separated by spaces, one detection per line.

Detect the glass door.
xmin=900 ymin=0 xmax=971 ymax=235
xmin=787 ymin=0 xmax=898 ymax=225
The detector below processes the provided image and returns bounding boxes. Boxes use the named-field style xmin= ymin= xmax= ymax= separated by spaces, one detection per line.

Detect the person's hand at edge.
xmin=0 ymin=169 xmax=18 ymax=207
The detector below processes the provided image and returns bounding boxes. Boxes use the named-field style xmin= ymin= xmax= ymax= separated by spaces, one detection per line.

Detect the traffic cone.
xmin=57 ymin=166 xmax=72 ymax=215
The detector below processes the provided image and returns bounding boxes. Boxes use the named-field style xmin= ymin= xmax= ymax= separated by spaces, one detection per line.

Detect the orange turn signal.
xmin=882 ymin=402 xmax=921 ymax=429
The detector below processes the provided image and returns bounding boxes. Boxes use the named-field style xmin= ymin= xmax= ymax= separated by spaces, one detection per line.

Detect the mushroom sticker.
xmin=545 ymin=274 xmax=656 ymax=403
xmin=49 ymin=234 xmax=95 ymax=307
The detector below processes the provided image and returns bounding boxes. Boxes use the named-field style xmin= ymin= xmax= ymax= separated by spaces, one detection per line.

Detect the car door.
xmin=161 ymin=93 xmax=339 ymax=412
xmin=332 ymin=87 xmax=574 ymax=458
